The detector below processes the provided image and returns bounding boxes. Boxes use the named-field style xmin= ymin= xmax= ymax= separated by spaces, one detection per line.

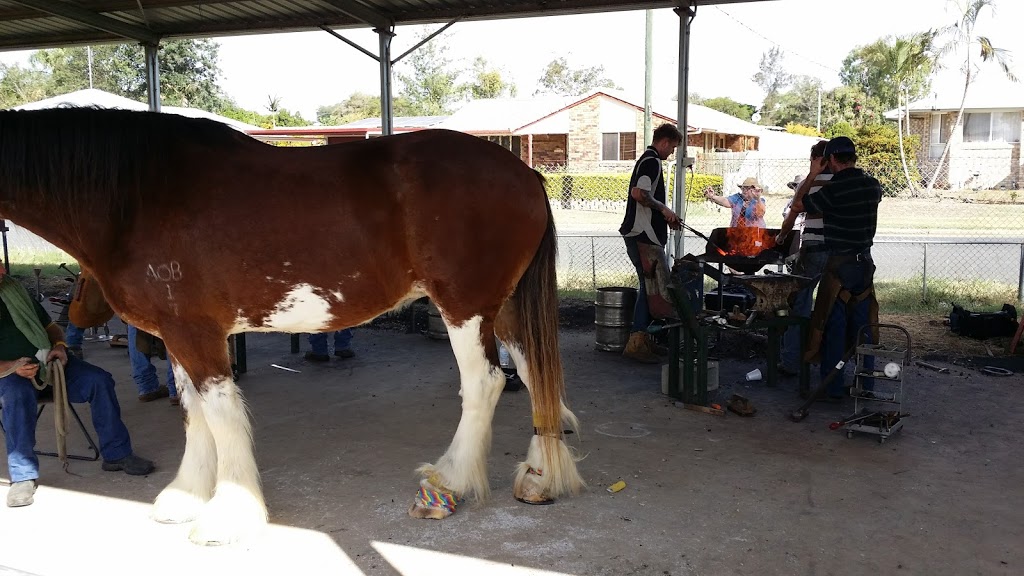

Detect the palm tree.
xmin=887 ymin=32 xmax=939 ymax=196
xmin=925 ymin=0 xmax=1018 ymax=194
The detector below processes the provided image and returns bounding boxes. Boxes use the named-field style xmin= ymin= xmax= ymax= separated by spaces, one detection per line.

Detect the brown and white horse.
xmin=0 ymin=108 xmax=583 ymax=545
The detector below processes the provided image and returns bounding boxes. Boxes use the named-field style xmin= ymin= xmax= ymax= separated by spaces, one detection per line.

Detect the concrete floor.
xmin=1 ymin=325 xmax=1021 ymax=576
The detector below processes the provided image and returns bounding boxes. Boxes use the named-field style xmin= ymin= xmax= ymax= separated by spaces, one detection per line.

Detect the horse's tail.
xmin=510 ymin=171 xmax=584 ymax=498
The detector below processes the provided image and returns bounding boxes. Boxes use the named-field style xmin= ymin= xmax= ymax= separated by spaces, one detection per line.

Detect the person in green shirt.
xmin=0 ymin=266 xmax=154 ymax=508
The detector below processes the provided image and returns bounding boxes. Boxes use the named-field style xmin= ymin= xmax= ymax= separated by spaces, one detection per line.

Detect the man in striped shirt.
xmin=792 ymin=136 xmax=883 ymax=399
xmin=777 ymin=140 xmax=830 ymax=375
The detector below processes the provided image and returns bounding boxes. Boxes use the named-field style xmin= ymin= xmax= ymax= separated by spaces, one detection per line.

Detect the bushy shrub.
xmin=540 ymin=171 xmax=723 ymax=203
xmin=853 ymin=123 xmax=921 ymax=197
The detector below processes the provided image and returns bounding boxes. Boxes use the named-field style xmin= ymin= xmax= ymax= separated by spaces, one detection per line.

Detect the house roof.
xmin=323 ymin=90 xmax=771 ymax=140
xmin=680 ymin=102 xmax=763 ymax=137
xmin=10 ymin=88 xmax=261 ymax=132
xmin=886 ymin=73 xmax=1024 ymax=117
xmin=435 ymin=96 xmax=576 ymax=134
xmin=338 ymin=115 xmax=448 ymax=130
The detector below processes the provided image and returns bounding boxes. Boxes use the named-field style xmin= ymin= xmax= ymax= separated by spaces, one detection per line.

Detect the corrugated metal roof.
xmin=0 ymin=1 xmax=774 ymax=51
xmin=339 ymin=114 xmax=447 ymax=129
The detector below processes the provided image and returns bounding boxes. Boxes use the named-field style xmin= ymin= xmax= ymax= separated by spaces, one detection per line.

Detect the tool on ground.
xmin=915 ymin=360 xmax=949 ymax=374
xmin=980 ymin=366 xmax=1013 ymax=377
xmin=829 ymin=411 xmax=879 ymax=430
xmin=789 ymin=343 xmax=858 ymax=422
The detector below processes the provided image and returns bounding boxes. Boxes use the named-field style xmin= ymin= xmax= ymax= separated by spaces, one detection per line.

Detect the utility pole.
xmin=816 ymin=84 xmax=822 ymax=132
xmin=87 ymin=46 xmax=94 ymax=89
xmin=644 ymin=10 xmax=654 ymax=146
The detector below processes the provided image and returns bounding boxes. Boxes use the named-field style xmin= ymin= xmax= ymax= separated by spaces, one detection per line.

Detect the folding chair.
xmin=0 ymin=387 xmax=100 ymax=462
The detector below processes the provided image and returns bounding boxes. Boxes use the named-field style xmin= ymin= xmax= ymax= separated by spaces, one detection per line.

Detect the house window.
xmin=482 ymin=135 xmax=522 ymax=158
xmin=601 ymin=133 xmax=636 ymax=161
xmin=964 ymin=111 xmax=1022 ymax=143
xmin=930 ymin=113 xmax=955 ymax=159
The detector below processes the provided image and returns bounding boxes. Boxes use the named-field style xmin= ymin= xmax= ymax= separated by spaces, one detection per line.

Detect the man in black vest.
xmin=618 ymin=123 xmax=683 ymax=363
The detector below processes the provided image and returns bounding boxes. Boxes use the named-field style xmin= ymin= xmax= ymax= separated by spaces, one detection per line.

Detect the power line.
xmin=714 ymin=6 xmax=841 ymax=75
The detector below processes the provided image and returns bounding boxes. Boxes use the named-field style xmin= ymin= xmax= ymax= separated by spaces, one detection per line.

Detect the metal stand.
xmin=0 ymin=401 xmax=102 ymax=462
xmin=843 ymin=324 xmax=911 ymax=444
xmin=658 ymin=281 xmax=809 ymax=405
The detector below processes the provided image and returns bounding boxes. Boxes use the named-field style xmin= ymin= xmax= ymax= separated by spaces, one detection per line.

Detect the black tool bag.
xmin=949 ymin=303 xmax=1018 ymax=339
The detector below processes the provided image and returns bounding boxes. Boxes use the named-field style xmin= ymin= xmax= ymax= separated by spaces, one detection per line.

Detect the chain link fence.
xmin=547 ymin=153 xmax=1024 ymax=308
xmin=4 ymin=153 xmax=1021 ymax=309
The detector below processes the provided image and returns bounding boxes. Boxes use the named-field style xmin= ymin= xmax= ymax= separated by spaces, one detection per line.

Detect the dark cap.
xmin=824 ymin=136 xmax=856 ymax=157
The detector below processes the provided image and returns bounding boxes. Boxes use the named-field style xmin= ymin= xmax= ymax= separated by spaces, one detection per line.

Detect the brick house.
xmin=434 ymin=90 xmax=761 ymax=170
xmin=264 ymin=91 xmax=766 ymax=171
xmin=886 ymin=84 xmax=1023 ymax=190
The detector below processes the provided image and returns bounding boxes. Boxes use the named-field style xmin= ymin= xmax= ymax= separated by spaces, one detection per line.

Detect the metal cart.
xmin=843 ymin=323 xmax=911 ymax=444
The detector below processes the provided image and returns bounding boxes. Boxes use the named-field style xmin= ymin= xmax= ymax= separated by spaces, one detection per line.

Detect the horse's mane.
xmin=0 ymin=107 xmax=245 ymax=238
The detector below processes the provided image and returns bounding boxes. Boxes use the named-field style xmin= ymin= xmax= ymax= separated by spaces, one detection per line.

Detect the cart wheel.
xmin=846 ymin=431 xmax=853 ymax=439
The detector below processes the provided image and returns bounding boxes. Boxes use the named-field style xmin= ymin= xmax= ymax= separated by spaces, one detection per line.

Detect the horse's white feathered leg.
xmin=505 ymin=344 xmax=584 ymax=504
xmin=152 ymin=362 xmax=216 ymax=524
xmin=187 ymin=376 xmax=268 ymax=545
xmin=411 ymin=315 xmax=505 ymax=519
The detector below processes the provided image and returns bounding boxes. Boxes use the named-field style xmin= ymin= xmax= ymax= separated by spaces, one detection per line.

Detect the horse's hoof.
xmin=408 ymin=477 xmax=462 ymax=520
xmin=187 ymin=487 xmax=267 ymax=545
xmin=513 ymin=468 xmax=554 ymax=505
xmin=515 ymin=495 xmax=555 ymax=505
xmin=151 ymin=486 xmax=206 ymax=524
xmin=408 ymin=501 xmax=453 ymax=520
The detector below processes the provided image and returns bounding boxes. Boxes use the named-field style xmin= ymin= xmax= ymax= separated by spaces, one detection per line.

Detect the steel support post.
xmin=376 ymin=27 xmax=395 ymax=135
xmin=672 ymin=1 xmax=695 ymax=259
xmin=144 ymin=43 xmax=160 ymax=112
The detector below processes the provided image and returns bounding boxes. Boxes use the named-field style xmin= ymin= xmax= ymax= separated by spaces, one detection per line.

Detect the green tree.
xmin=840 ymin=34 xmax=936 ymax=111
xmin=700 ymin=96 xmax=756 ymax=121
xmin=464 ymin=57 xmax=516 ymax=99
xmin=926 ymin=0 xmax=1017 ymax=193
xmin=851 ymin=123 xmax=922 ymax=196
xmin=751 ymin=46 xmax=792 ymax=125
xmin=535 ymin=57 xmax=620 ymax=96
xmin=840 ymin=32 xmax=938 ymax=194
xmin=772 ymin=75 xmax=824 ymax=128
xmin=0 ymin=62 xmax=48 ymax=108
xmin=394 ymin=29 xmax=466 ymax=115
xmin=20 ymin=39 xmax=226 ymax=111
xmin=317 ymin=92 xmax=382 ymax=125
xmin=820 ymin=85 xmax=884 ymax=131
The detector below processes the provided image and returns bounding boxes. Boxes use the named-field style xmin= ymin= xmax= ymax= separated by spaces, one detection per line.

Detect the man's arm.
xmin=44 ymin=322 xmax=68 ymax=365
xmin=778 ymin=178 xmax=812 ymax=242
xmin=631 ymin=185 xmax=681 ymax=229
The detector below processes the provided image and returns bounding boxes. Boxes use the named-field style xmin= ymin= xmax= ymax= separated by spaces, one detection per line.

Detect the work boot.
xmin=622 ymin=332 xmax=660 ymax=364
xmin=334 ymin=348 xmax=355 ymax=359
xmin=6 ymin=480 xmax=37 ymax=508
xmin=102 ymin=454 xmax=155 ymax=476
xmin=646 ymin=334 xmax=669 ymax=356
xmin=138 ymin=386 xmax=170 ymax=403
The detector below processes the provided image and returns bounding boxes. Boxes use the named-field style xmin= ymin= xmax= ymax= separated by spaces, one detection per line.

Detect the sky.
xmin=1 ymin=0 xmax=1023 ymax=121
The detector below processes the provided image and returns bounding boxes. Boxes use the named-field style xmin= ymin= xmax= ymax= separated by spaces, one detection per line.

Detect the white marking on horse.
xmin=283 ymin=262 xmax=291 ymax=267
xmin=232 ymin=284 xmax=333 ymax=333
xmin=422 ymin=315 xmax=505 ymax=498
xmin=331 ymin=290 xmax=345 ymax=302
xmin=147 ymin=261 xmax=183 ymax=282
